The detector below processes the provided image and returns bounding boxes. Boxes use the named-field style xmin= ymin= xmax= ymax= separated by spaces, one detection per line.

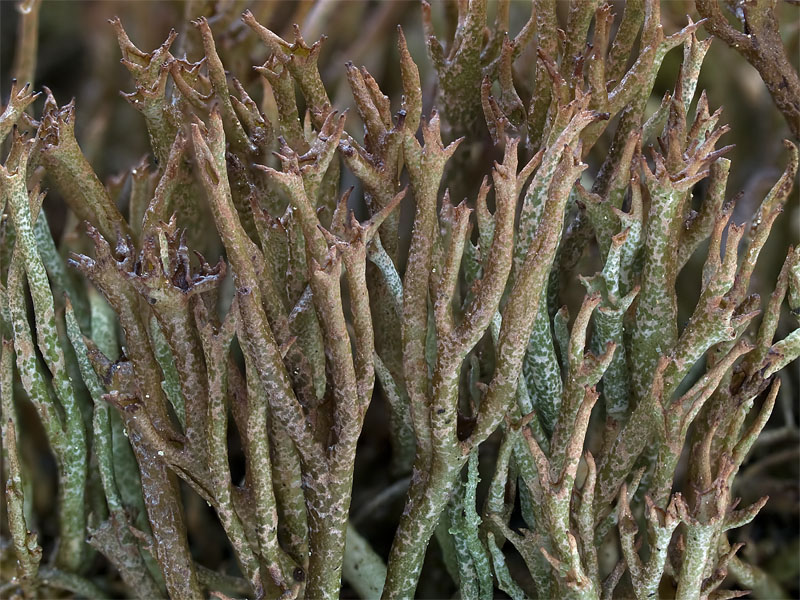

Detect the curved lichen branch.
xmin=696 ymin=0 xmax=800 ymax=137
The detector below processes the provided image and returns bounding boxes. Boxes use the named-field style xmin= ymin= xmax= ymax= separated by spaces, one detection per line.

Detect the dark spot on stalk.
xmin=293 ymin=567 xmax=305 ymax=582
xmin=204 ymin=159 xmax=220 ymax=185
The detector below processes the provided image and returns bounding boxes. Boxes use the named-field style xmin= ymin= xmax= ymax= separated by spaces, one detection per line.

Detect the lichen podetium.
xmin=1 ymin=1 xmax=798 ymax=598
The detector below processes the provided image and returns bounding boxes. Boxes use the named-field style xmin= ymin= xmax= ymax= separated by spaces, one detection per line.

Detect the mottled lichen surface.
xmin=1 ymin=1 xmax=798 ymax=599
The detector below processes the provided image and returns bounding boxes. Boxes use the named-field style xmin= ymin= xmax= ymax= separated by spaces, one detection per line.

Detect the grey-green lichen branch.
xmin=1 ymin=1 xmax=798 ymax=599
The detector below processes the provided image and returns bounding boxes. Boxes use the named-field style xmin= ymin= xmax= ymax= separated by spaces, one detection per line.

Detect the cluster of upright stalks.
xmin=1 ymin=0 xmax=798 ymax=598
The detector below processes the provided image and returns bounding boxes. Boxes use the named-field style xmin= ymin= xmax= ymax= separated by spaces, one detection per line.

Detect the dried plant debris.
xmin=1 ymin=1 xmax=798 ymax=599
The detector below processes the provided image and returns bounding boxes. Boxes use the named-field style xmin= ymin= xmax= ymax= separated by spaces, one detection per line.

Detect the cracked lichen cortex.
xmin=1 ymin=1 xmax=799 ymax=599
